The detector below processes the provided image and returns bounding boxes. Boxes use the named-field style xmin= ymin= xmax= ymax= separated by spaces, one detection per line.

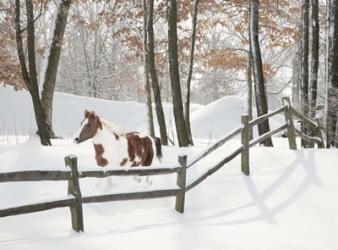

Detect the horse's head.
xmin=74 ymin=110 xmax=102 ymax=144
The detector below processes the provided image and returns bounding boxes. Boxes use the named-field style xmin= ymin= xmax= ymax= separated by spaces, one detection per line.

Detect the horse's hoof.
xmin=146 ymin=177 xmax=153 ymax=185
xmin=133 ymin=176 xmax=142 ymax=183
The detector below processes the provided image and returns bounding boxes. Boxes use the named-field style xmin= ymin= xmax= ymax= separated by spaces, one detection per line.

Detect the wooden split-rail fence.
xmin=0 ymin=97 xmax=324 ymax=232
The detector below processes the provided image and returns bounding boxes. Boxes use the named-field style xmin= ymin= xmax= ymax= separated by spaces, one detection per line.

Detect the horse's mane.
xmin=100 ymin=118 xmax=124 ymax=135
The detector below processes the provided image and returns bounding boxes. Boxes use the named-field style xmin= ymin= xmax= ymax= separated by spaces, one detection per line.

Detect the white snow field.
xmin=0 ymin=85 xmax=338 ymax=250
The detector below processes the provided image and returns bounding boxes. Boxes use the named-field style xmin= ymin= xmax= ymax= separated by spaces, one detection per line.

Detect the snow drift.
xmin=0 ymin=85 xmax=283 ymax=142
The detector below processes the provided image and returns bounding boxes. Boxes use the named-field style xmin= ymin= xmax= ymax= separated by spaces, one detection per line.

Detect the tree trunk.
xmin=301 ymin=0 xmax=310 ymax=147
xmin=167 ymin=0 xmax=190 ymax=147
xmin=326 ymin=0 xmax=338 ymax=147
xmin=15 ymin=0 xmax=51 ymax=145
xmin=250 ymin=0 xmax=273 ymax=147
xmin=147 ymin=0 xmax=168 ymax=145
xmin=247 ymin=4 xmax=253 ymax=140
xmin=292 ymin=42 xmax=302 ymax=111
xmin=325 ymin=0 xmax=333 ymax=104
xmin=41 ymin=0 xmax=71 ymax=138
xmin=143 ymin=0 xmax=155 ymax=138
xmin=307 ymin=0 xmax=320 ymax=147
xmin=184 ymin=0 xmax=199 ymax=146
xmin=310 ymin=0 xmax=319 ymax=119
xmin=247 ymin=52 xmax=253 ymax=140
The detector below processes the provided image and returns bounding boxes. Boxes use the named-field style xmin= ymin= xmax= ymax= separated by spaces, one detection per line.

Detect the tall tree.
xmin=247 ymin=4 xmax=253 ymax=140
xmin=15 ymin=0 xmax=51 ymax=145
xmin=147 ymin=0 xmax=168 ymax=145
xmin=326 ymin=0 xmax=338 ymax=147
xmin=300 ymin=0 xmax=310 ymax=147
xmin=184 ymin=0 xmax=199 ymax=146
xmin=40 ymin=0 xmax=71 ymax=138
xmin=143 ymin=0 xmax=155 ymax=138
xmin=167 ymin=0 xmax=190 ymax=147
xmin=292 ymin=42 xmax=302 ymax=112
xmin=250 ymin=0 xmax=273 ymax=146
xmin=310 ymin=0 xmax=319 ymax=120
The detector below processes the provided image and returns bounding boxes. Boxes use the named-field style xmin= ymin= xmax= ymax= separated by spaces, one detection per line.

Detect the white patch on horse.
xmin=149 ymin=137 xmax=159 ymax=164
xmin=92 ymin=119 xmax=129 ymax=167
xmin=134 ymin=155 xmax=141 ymax=162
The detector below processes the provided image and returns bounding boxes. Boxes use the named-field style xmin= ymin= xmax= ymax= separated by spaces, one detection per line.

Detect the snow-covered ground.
xmin=0 ymin=86 xmax=338 ymax=250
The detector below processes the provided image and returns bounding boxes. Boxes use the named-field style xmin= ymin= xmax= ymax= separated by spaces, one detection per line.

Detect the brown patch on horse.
xmin=125 ymin=132 xmax=154 ymax=167
xmin=84 ymin=110 xmax=91 ymax=119
xmin=76 ymin=111 xmax=102 ymax=143
xmin=94 ymin=144 xmax=108 ymax=167
xmin=131 ymin=161 xmax=139 ymax=167
xmin=154 ymin=137 xmax=162 ymax=160
xmin=96 ymin=116 xmax=102 ymax=129
xmin=143 ymin=137 xmax=154 ymax=166
xmin=113 ymin=132 xmax=119 ymax=140
xmin=120 ymin=158 xmax=128 ymax=166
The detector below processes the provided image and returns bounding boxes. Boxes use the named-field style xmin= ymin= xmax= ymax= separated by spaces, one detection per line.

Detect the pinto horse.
xmin=74 ymin=110 xmax=162 ymax=168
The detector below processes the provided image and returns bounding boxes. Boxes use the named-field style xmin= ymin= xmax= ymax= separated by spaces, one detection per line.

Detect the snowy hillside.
xmin=0 ymin=85 xmax=182 ymax=139
xmin=0 ymin=86 xmax=338 ymax=250
xmin=190 ymin=95 xmax=285 ymax=139
xmin=0 ymin=85 xmax=284 ymax=143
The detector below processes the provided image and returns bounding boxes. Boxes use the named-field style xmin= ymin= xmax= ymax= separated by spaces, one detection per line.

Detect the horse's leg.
xmin=133 ymin=175 xmax=142 ymax=183
xmin=107 ymin=176 xmax=113 ymax=188
xmin=145 ymin=176 xmax=153 ymax=185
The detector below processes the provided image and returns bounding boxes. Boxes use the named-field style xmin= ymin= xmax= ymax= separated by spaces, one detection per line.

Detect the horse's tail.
xmin=154 ymin=137 xmax=162 ymax=162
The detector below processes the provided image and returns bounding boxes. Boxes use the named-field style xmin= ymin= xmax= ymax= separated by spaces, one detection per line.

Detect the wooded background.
xmin=0 ymin=0 xmax=337 ymax=147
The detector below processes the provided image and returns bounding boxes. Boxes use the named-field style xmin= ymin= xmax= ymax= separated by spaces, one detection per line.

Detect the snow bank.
xmin=0 ymin=86 xmax=284 ymax=142
xmin=0 ymin=86 xmax=150 ymax=138
xmin=190 ymin=96 xmax=246 ymax=139
xmin=190 ymin=95 xmax=285 ymax=140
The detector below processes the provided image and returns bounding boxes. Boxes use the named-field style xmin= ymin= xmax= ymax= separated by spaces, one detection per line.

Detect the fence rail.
xmin=82 ymin=189 xmax=179 ymax=204
xmin=248 ymin=106 xmax=287 ymax=127
xmin=249 ymin=124 xmax=288 ymax=148
xmin=294 ymin=128 xmax=323 ymax=146
xmin=186 ymin=146 xmax=244 ymax=192
xmin=0 ymin=197 xmax=75 ymax=218
xmin=0 ymin=170 xmax=70 ymax=182
xmin=0 ymin=166 xmax=180 ymax=183
xmin=186 ymin=126 xmax=243 ymax=169
xmin=0 ymin=97 xmax=324 ymax=232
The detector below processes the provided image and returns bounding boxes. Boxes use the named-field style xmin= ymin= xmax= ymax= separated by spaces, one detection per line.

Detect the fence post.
xmin=175 ymin=155 xmax=187 ymax=213
xmin=282 ymin=97 xmax=297 ymax=150
xmin=241 ymin=115 xmax=250 ymax=176
xmin=65 ymin=155 xmax=84 ymax=232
